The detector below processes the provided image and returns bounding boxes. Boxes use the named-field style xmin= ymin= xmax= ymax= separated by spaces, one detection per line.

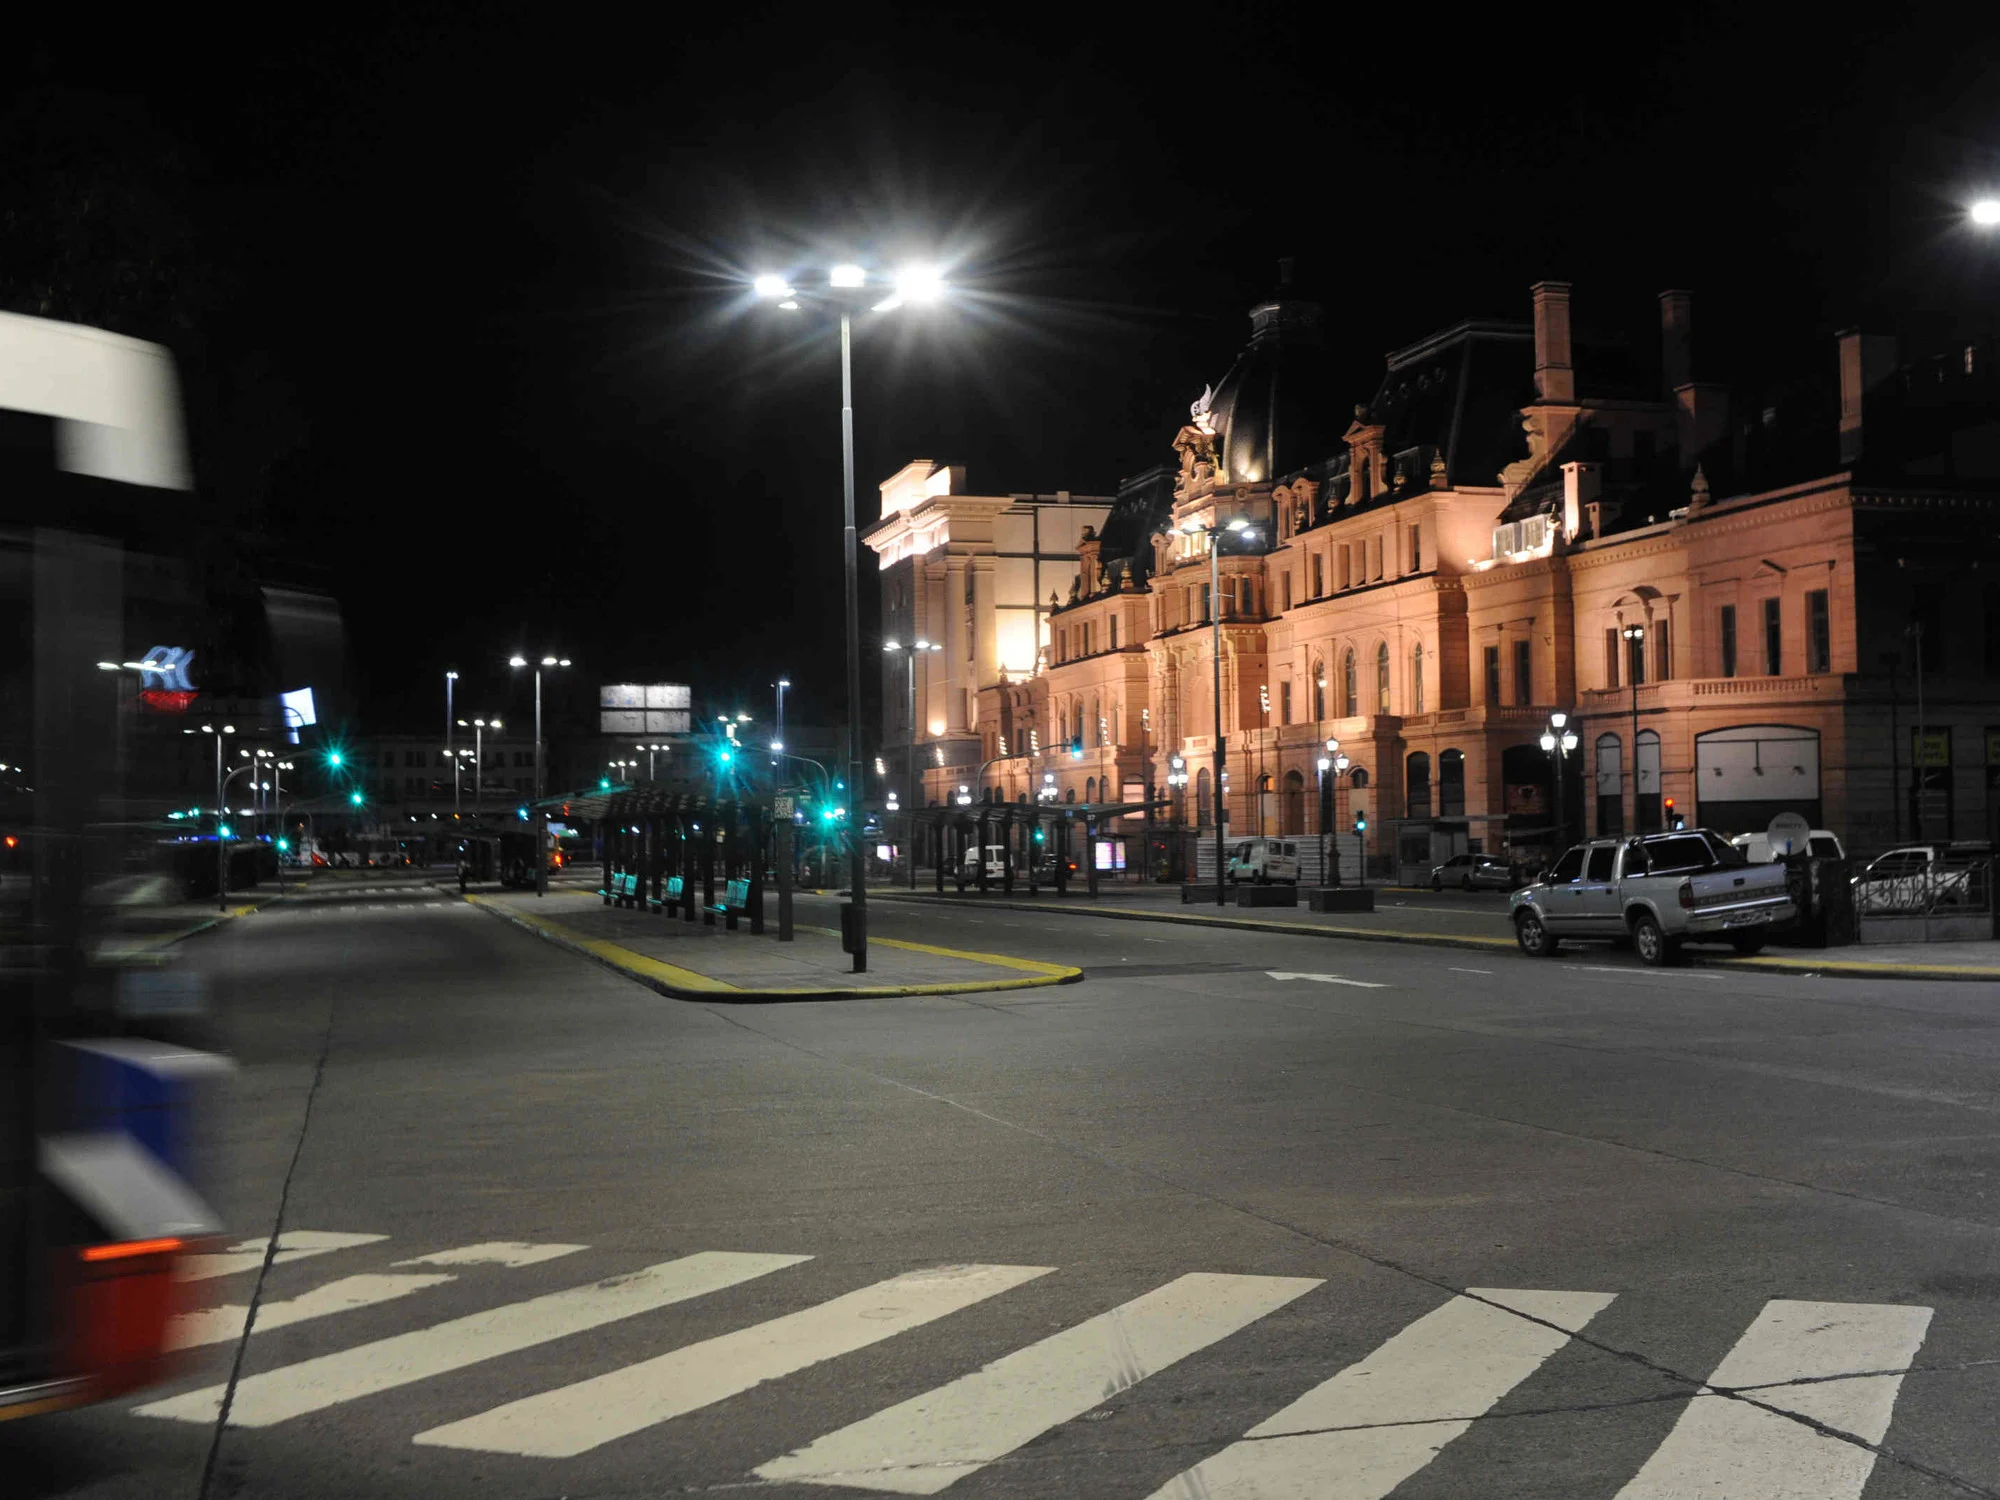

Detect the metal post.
xmin=534 ymin=667 xmax=548 ymax=897
xmin=475 ymin=721 xmax=484 ymax=818
xmin=215 ymin=730 xmax=226 ymax=911
xmin=1887 ymin=660 xmax=1902 ymax=844
xmin=776 ymin=806 xmax=794 ymax=941
xmin=839 ymin=311 xmax=868 ymax=970
xmin=1210 ymin=533 xmax=1225 ymax=907
xmin=907 ymin=653 xmax=918 ymax=889
xmin=446 ymin=671 xmax=458 ymax=818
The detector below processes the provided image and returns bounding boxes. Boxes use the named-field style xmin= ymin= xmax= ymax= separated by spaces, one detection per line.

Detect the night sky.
xmin=10 ymin=6 xmax=1999 ymax=737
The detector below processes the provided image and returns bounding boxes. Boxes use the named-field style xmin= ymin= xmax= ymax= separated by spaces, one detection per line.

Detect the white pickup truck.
xmin=1510 ymin=829 xmax=1795 ymax=965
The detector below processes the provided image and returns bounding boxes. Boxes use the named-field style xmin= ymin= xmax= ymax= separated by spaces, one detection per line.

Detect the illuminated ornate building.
xmin=873 ymin=276 xmax=2000 ymax=878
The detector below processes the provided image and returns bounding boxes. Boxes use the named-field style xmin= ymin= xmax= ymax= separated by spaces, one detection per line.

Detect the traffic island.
xmin=1235 ymin=885 xmax=1298 ymax=908
xmin=466 ymin=890 xmax=1081 ymax=1001
xmin=1308 ymin=887 xmax=1376 ymax=913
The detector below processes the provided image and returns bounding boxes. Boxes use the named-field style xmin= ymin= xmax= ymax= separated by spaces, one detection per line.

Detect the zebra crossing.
xmin=136 ymin=1229 xmax=1941 ymax=1496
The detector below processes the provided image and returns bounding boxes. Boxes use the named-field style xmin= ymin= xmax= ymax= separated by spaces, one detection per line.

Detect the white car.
xmin=1225 ymin=838 xmax=1301 ymax=885
xmin=1852 ymin=844 xmax=1987 ymax=914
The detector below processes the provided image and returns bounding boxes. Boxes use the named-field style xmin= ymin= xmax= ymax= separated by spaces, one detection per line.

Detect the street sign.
xmin=1765 ymin=810 xmax=1811 ymax=856
xmin=774 ymin=796 xmax=794 ymax=818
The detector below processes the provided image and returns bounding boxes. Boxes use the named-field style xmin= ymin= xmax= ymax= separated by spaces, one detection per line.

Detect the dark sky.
xmin=13 ymin=5 xmax=2000 ymax=737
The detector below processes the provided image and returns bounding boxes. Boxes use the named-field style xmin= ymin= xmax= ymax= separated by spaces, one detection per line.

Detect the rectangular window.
xmin=1281 ymin=571 xmax=1292 ymax=611
xmin=1484 ymin=645 xmax=1501 ymax=707
xmin=1605 ymin=629 xmax=1621 ymax=690
xmin=1109 ymin=616 xmax=1119 ymax=650
xmin=1720 ymin=604 xmax=1737 ymax=677
xmin=1370 ymin=536 xmax=1384 ymax=581
xmin=1408 ymin=523 xmax=1422 ymax=573
xmin=1201 ymin=583 xmax=1211 ymax=622
xmin=1763 ymin=597 xmax=1782 ymax=675
xmin=1654 ymin=620 xmax=1672 ymax=682
xmin=1514 ymin=639 xmax=1533 ymax=706
xmin=1338 ymin=545 xmax=1350 ymax=590
xmin=1280 ymin=681 xmax=1292 ymax=724
xmin=1806 ymin=590 xmax=1829 ymax=673
xmin=1312 ymin=553 xmax=1325 ymax=597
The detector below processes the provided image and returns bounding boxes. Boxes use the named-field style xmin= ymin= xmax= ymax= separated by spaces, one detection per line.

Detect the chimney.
xmin=1659 ymin=289 xmax=1693 ymax=395
xmin=1561 ymin=460 xmax=1603 ymax=540
xmin=1837 ymin=328 xmax=1899 ymax=466
xmin=1531 ymin=281 xmax=1575 ymax=403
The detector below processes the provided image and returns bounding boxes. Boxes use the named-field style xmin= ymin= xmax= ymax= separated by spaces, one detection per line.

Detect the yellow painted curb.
xmin=468 ymin=896 xmax=1082 ymax=1000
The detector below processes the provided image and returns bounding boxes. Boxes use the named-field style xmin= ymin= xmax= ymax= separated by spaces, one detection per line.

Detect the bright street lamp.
xmin=751 ymin=260 xmax=949 ymax=972
xmin=1972 ymin=199 xmax=2000 ymax=227
xmin=1541 ymin=710 xmax=1581 ymax=853
xmin=508 ymin=653 xmax=568 ymax=895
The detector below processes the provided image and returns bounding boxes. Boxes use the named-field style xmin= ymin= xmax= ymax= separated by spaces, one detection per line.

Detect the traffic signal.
xmin=326 ymin=750 xmax=344 ymax=768
xmin=1353 ymin=810 xmax=1367 ymax=833
xmin=599 ymin=777 xmax=611 ymax=789
xmin=276 ymin=837 xmax=290 ymax=851
xmin=348 ymin=789 xmax=364 ymax=806
xmin=219 ymin=823 xmax=233 ymax=839
xmin=1033 ymin=828 xmax=1046 ymax=843
xmin=517 ymin=806 xmax=529 ymax=821
xmin=1664 ymin=797 xmax=1683 ymax=830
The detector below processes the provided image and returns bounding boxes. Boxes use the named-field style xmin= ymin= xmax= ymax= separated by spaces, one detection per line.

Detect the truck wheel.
xmin=1632 ymin=913 xmax=1680 ymax=967
xmin=1728 ymin=931 xmax=1767 ymax=956
xmin=1515 ymin=909 xmax=1559 ymax=957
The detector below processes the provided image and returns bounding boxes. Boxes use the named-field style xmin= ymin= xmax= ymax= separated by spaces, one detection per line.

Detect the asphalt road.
xmin=13 ymin=881 xmax=2000 ymax=1499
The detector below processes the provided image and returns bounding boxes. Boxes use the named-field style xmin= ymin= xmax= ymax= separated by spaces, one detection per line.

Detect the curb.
xmin=868 ymin=892 xmax=2000 ymax=981
xmin=464 ymin=895 xmax=1083 ymax=1002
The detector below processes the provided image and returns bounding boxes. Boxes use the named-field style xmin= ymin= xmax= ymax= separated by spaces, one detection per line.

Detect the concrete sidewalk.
xmin=870 ymin=883 xmax=2000 ymax=980
xmin=468 ymin=889 xmax=1082 ymax=1000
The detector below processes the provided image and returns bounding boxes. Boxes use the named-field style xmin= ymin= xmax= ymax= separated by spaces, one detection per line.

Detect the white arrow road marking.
xmin=1615 ymin=1300 xmax=1933 ymax=1500
xmin=754 ymin=1271 xmax=1322 ymax=1494
xmin=416 ymin=1263 xmax=1054 ymax=1458
xmin=1265 ymin=972 xmax=1389 ymax=988
xmin=135 ymin=1250 xmax=809 ymax=1427
xmin=178 ymin=1231 xmax=388 ymax=1282
xmin=168 ymin=1273 xmax=456 ymax=1350
xmin=393 ymin=1242 xmax=587 ymax=1269
xmin=1147 ymin=1288 xmax=1616 ymax=1499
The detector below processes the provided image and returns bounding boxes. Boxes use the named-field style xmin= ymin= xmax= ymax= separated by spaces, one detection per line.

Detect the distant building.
xmin=877 ymin=273 xmax=2000 ymax=877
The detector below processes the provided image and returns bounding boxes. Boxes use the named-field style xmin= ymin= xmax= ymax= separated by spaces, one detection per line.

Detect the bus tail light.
xmin=63 ymin=1238 xmax=189 ymax=1399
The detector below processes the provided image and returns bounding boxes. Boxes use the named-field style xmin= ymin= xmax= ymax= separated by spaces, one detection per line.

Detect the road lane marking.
xmin=1615 ymin=1299 xmax=1932 ymax=1500
xmin=168 ymin=1273 xmax=456 ymax=1350
xmin=1266 ymin=971 xmax=1390 ymax=988
xmin=1448 ymin=967 xmax=1493 ymax=975
xmin=393 ymin=1242 xmax=587 ymax=1268
xmin=178 ymin=1230 xmax=388 ymax=1282
xmin=1147 ymin=1288 xmax=1614 ymax=1499
xmin=417 ymin=1263 xmax=1054 ymax=1457
xmin=754 ymin=1271 xmax=1322 ymax=1494
xmin=1571 ymin=965 xmax=1725 ymax=979
xmin=134 ymin=1250 xmax=810 ymax=1427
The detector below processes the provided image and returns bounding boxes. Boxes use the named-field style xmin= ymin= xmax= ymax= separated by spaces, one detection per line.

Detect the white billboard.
xmin=600 ymin=684 xmax=691 ymax=736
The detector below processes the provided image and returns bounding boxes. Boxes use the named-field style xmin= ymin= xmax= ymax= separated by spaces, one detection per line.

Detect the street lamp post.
xmin=461 ymin=717 xmax=501 ymax=817
xmin=883 ymin=639 xmax=942 ymax=889
xmin=775 ymin=678 xmax=790 ymax=762
xmin=508 ymin=656 xmax=569 ymax=896
xmin=1180 ymin=514 xmax=1261 ymax=906
xmin=445 ymin=670 xmax=459 ymax=817
xmin=200 ymin=723 xmax=236 ymax=910
xmin=1621 ymin=622 xmax=1645 ymax=832
xmin=1539 ymin=711 xmax=1580 ymax=858
xmin=754 ymin=261 xmax=946 ymax=971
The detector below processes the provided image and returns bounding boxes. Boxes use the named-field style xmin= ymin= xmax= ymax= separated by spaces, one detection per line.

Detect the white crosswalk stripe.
xmin=135 ymin=1250 xmax=808 ymax=1427
xmin=1145 ymin=1287 xmax=1617 ymax=1500
xmin=1614 ymin=1299 xmax=1934 ymax=1500
xmin=393 ymin=1241 xmax=586 ymax=1269
xmin=416 ymin=1263 xmax=1055 ymax=1458
xmin=178 ymin=1230 xmax=387 ymax=1282
xmin=169 ymin=1273 xmax=456 ymax=1350
xmin=754 ymin=1272 xmax=1323 ymax=1495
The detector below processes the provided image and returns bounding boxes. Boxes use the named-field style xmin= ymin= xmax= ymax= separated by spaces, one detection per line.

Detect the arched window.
xmin=1407 ymin=752 xmax=1433 ymax=818
xmin=1412 ymin=642 xmax=1426 ymax=715
xmin=1350 ymin=766 xmax=1370 ymax=789
xmin=1064 ymin=787 xmax=1075 ymax=803
xmin=1282 ymin=769 xmax=1306 ymax=835
xmin=1595 ymin=732 xmax=1624 ymax=836
xmin=1085 ymin=776 xmax=1096 ymax=804
xmin=1196 ymin=767 xmax=1212 ymax=828
xmin=1376 ymin=642 xmax=1391 ymax=713
xmin=1636 ymin=729 xmax=1661 ymax=832
xmin=1312 ymin=662 xmax=1326 ymax=721
xmin=1439 ymin=748 xmax=1465 ymax=816
xmin=1257 ymin=772 xmax=1273 ymax=835
xmin=1342 ymin=649 xmax=1358 ymax=717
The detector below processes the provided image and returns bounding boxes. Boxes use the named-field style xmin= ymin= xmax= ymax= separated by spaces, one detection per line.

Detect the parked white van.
xmin=1730 ymin=829 xmax=1845 ymax=863
xmin=1225 ymin=838 xmax=1302 ymax=885
xmin=955 ymin=845 xmax=1009 ymax=886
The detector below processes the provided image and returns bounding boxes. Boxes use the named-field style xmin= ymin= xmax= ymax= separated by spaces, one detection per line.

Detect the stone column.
xmin=944 ymin=555 xmax=970 ymax=734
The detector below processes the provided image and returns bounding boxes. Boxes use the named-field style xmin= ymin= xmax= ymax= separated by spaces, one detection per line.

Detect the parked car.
xmin=955 ymin=844 xmax=1009 ymax=888
xmin=1225 ymin=837 xmax=1301 ymax=885
xmin=1730 ymin=829 xmax=1845 ymax=862
xmin=1429 ymin=853 xmax=1519 ymax=892
xmin=1851 ymin=843 xmax=1991 ymax=913
xmin=1510 ymin=828 xmax=1795 ymax=965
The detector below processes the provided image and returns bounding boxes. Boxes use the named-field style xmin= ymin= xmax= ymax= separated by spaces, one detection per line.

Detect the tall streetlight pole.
xmin=775 ymin=678 xmax=790 ymax=760
xmin=883 ymin=638 xmax=942 ymax=888
xmin=1539 ymin=711 xmax=1579 ymax=858
xmin=1621 ymin=622 xmax=1645 ymax=832
xmin=200 ymin=722 xmax=235 ymax=910
xmin=445 ymin=670 xmax=459 ymax=818
xmin=460 ymin=717 xmax=500 ymax=817
xmin=1180 ymin=514 xmax=1261 ymax=906
xmin=508 ymin=655 xmax=569 ymax=896
xmin=753 ymin=260 xmax=946 ymax=970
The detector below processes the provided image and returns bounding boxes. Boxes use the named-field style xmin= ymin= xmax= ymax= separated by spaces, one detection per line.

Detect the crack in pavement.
xmin=697 ymin=1002 xmax=2000 ymax=1499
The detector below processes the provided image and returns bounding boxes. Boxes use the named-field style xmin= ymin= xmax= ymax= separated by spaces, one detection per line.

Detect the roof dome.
xmin=1203 ymin=283 xmax=1339 ymax=485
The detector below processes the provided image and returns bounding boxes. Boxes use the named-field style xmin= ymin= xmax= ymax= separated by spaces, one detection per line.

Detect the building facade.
xmin=877 ymin=276 xmax=2000 ymax=878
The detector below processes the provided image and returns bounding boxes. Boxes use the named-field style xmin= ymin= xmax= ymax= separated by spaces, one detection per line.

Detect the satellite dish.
xmin=1766 ymin=810 xmax=1811 ymax=857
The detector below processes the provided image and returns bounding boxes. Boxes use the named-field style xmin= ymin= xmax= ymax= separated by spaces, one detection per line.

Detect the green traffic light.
xmin=349 ymin=790 xmax=364 ymax=806
xmin=327 ymin=750 xmax=344 ymax=768
xmin=599 ymin=777 xmax=610 ymax=789
xmin=218 ymin=824 xmax=233 ymax=839
xmin=277 ymin=838 xmax=290 ymax=851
